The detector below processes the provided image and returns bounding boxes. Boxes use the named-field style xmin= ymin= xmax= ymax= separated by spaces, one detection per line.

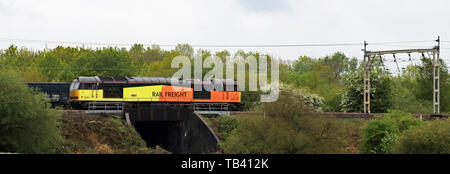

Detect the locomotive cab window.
xmin=79 ymin=83 xmax=94 ymax=89
xmin=70 ymin=80 xmax=80 ymax=91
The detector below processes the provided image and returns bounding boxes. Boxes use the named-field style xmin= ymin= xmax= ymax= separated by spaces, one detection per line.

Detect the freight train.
xmin=29 ymin=76 xmax=243 ymax=111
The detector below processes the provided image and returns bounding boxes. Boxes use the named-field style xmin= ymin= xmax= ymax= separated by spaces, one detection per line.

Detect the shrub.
xmin=380 ymin=132 xmax=399 ymax=153
xmin=359 ymin=110 xmax=422 ymax=154
xmin=220 ymin=114 xmax=357 ymax=154
xmin=217 ymin=116 xmax=238 ymax=141
xmin=200 ymin=116 xmax=239 ymax=141
xmin=220 ymin=88 xmax=352 ymax=154
xmin=257 ymin=84 xmax=323 ymax=120
xmin=391 ymin=119 xmax=450 ymax=154
xmin=0 ymin=71 xmax=65 ymax=153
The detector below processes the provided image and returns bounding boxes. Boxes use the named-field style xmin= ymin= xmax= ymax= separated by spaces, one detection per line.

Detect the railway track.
xmin=61 ymin=109 xmax=449 ymax=121
xmin=230 ymin=111 xmax=450 ymax=120
xmin=322 ymin=112 xmax=449 ymax=120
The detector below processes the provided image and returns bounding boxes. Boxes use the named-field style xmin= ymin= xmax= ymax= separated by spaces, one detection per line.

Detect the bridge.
xmin=122 ymin=102 xmax=220 ymax=154
xmin=76 ymin=101 xmax=234 ymax=153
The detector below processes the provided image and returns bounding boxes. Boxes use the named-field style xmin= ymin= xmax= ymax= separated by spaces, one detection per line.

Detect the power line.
xmin=191 ymin=43 xmax=365 ymax=47
xmin=190 ymin=43 xmax=364 ymax=47
xmin=369 ymin=44 xmax=433 ymax=48
xmin=370 ymin=44 xmax=450 ymax=50
xmin=0 ymin=37 xmax=365 ymax=47
xmin=0 ymin=37 xmax=440 ymax=48
xmin=0 ymin=38 xmax=137 ymax=47
xmin=369 ymin=40 xmax=435 ymax=45
xmin=0 ymin=38 xmax=442 ymax=47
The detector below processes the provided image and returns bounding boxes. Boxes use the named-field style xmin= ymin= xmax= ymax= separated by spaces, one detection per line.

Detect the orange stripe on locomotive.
xmin=158 ymin=85 xmax=241 ymax=103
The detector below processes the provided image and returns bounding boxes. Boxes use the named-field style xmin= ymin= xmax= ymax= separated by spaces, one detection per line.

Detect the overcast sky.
xmin=1 ymin=0 xmax=449 ymax=70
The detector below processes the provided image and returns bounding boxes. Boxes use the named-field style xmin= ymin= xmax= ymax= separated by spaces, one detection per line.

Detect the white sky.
xmin=1 ymin=0 xmax=449 ymax=70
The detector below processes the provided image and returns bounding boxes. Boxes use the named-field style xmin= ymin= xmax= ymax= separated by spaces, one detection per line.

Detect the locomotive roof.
xmin=76 ymin=76 xmax=237 ymax=85
xmin=26 ymin=82 xmax=70 ymax=85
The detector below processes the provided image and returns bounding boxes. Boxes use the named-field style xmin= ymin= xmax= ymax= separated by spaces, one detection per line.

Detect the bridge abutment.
xmin=124 ymin=102 xmax=220 ymax=154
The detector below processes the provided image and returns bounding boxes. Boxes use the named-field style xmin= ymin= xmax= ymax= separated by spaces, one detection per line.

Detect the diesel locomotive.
xmin=69 ymin=76 xmax=242 ymax=111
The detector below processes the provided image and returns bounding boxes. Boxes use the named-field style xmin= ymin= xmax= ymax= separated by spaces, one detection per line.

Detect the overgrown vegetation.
xmin=391 ymin=119 xmax=450 ymax=154
xmin=359 ymin=110 xmax=423 ymax=154
xmin=60 ymin=114 xmax=168 ymax=154
xmin=1 ymin=44 xmax=449 ymax=154
xmin=215 ymin=86 xmax=364 ymax=154
xmin=0 ymin=71 xmax=65 ymax=153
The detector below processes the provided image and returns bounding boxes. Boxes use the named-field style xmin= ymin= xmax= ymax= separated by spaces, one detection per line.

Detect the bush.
xmin=380 ymin=132 xmax=399 ymax=153
xmin=0 ymin=71 xmax=65 ymax=153
xmin=217 ymin=116 xmax=239 ymax=141
xmin=257 ymin=84 xmax=323 ymax=120
xmin=359 ymin=110 xmax=422 ymax=154
xmin=391 ymin=119 xmax=450 ymax=154
xmin=220 ymin=88 xmax=353 ymax=154
xmin=220 ymin=114 xmax=358 ymax=154
xmin=200 ymin=116 xmax=239 ymax=141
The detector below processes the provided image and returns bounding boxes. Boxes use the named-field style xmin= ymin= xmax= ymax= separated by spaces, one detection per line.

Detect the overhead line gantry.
xmin=362 ymin=37 xmax=441 ymax=115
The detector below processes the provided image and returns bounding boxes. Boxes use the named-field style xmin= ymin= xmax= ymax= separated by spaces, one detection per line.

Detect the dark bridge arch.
xmin=124 ymin=102 xmax=220 ymax=154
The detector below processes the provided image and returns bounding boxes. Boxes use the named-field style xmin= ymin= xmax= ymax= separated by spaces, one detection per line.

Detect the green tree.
xmin=144 ymin=45 xmax=168 ymax=63
xmin=38 ymin=53 xmax=65 ymax=81
xmin=0 ymin=71 xmax=65 ymax=153
xmin=293 ymin=56 xmax=314 ymax=74
xmin=341 ymin=64 xmax=392 ymax=113
xmin=390 ymin=65 xmax=432 ymax=113
xmin=175 ymin=44 xmax=194 ymax=57
xmin=320 ymin=52 xmax=350 ymax=82
xmin=282 ymin=53 xmax=357 ymax=112
xmin=414 ymin=58 xmax=449 ymax=112
xmin=73 ymin=47 xmax=138 ymax=77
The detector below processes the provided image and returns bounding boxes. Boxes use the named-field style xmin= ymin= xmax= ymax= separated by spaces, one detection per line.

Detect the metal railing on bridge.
xmin=85 ymin=102 xmax=124 ymax=114
xmin=193 ymin=103 xmax=231 ymax=116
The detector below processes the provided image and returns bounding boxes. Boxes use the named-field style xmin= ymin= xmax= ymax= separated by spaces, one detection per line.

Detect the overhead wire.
xmin=0 ymin=37 xmax=441 ymax=48
xmin=0 ymin=37 xmax=364 ymax=47
xmin=0 ymin=37 xmax=448 ymax=70
xmin=369 ymin=40 xmax=435 ymax=45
